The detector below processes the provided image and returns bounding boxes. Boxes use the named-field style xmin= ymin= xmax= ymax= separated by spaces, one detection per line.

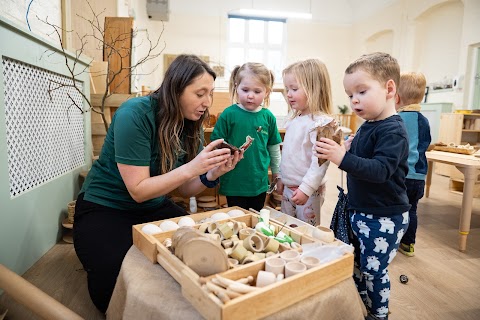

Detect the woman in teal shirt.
xmin=74 ymin=55 xmax=240 ymax=313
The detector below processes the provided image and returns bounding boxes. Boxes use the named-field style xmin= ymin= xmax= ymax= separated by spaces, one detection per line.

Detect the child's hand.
xmin=344 ymin=134 xmax=355 ymax=151
xmin=314 ymin=138 xmax=346 ymax=166
xmin=291 ymin=189 xmax=308 ymax=206
xmin=276 ymin=179 xmax=284 ymax=195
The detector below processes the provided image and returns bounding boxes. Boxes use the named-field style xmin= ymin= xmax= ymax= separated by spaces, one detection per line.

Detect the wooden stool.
xmin=197 ymin=196 xmax=216 ymax=203
xmin=61 ymin=219 xmax=73 ymax=243
xmin=267 ymin=191 xmax=282 ymax=210
xmin=197 ymin=201 xmax=219 ymax=211
xmin=197 ymin=194 xmax=220 ymax=211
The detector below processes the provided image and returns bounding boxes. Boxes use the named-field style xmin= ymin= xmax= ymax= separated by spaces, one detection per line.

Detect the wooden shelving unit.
xmin=62 ymin=219 xmax=73 ymax=243
xmin=437 ymin=112 xmax=480 ymax=197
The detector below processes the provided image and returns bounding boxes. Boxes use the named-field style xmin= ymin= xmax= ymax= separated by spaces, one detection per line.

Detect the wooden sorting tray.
xmin=133 ymin=209 xmax=243 ymax=263
xmin=133 ymin=207 xmax=317 ymax=264
xmin=259 ymin=206 xmax=345 ymax=245
xmin=433 ymin=145 xmax=477 ymax=155
xmin=133 ymin=207 xmax=354 ymax=320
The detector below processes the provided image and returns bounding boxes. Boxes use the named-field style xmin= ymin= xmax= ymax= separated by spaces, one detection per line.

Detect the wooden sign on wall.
xmin=104 ymin=17 xmax=133 ymax=94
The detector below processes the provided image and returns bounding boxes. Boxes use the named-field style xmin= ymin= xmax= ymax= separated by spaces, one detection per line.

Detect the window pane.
xmin=228 ymin=48 xmax=245 ymax=68
xmin=248 ymin=20 xmax=264 ymax=44
xmin=268 ymin=21 xmax=283 ymax=45
xmin=267 ymin=50 xmax=282 ymax=80
xmin=229 ymin=18 xmax=245 ymax=43
xmin=247 ymin=49 xmax=263 ymax=63
xmin=227 ymin=17 xmax=285 ymax=84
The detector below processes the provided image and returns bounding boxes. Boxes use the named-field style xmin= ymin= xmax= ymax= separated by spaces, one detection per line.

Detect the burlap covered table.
xmin=106 ymin=246 xmax=366 ymax=320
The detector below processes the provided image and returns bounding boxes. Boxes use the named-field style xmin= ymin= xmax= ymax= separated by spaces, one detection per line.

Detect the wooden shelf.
xmin=449 ymin=179 xmax=480 ymax=197
xmin=437 ymin=113 xmax=480 ymax=177
xmin=62 ymin=219 xmax=74 ymax=243
xmin=62 ymin=231 xmax=73 ymax=244
xmin=459 ymin=113 xmax=480 ymax=117
xmin=62 ymin=218 xmax=73 ymax=229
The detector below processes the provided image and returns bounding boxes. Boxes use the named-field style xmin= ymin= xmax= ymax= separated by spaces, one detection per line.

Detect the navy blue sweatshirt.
xmin=339 ymin=115 xmax=411 ymax=215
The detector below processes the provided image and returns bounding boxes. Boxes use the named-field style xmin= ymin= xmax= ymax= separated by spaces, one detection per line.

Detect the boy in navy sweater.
xmin=315 ymin=52 xmax=410 ymax=319
xmin=395 ymin=72 xmax=431 ymax=257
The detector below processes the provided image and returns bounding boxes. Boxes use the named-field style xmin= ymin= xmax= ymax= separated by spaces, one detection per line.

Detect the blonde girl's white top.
xmin=280 ymin=113 xmax=333 ymax=196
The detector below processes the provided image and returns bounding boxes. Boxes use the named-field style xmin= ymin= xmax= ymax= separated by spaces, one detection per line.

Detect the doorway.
xmin=470 ymin=46 xmax=480 ymax=109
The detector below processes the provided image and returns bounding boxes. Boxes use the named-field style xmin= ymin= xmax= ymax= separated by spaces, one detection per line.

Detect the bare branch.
xmin=37 ymin=0 xmax=165 ymax=132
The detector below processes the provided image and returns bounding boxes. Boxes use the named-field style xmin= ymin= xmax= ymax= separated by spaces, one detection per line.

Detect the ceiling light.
xmin=237 ymin=8 xmax=312 ymax=20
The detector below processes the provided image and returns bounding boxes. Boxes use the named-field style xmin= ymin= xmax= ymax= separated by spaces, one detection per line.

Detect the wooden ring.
xmin=243 ymin=234 xmax=264 ymax=253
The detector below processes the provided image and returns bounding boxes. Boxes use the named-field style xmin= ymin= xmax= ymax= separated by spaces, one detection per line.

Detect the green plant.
xmin=337 ymin=104 xmax=349 ymax=114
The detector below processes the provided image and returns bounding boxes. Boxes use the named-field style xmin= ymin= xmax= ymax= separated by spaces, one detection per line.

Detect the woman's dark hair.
xmin=151 ymin=54 xmax=216 ymax=174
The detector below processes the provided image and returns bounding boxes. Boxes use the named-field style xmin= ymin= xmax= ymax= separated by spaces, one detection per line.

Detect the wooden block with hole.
xmin=197 ymin=201 xmax=219 ymax=210
xmin=197 ymin=196 xmax=217 ymax=203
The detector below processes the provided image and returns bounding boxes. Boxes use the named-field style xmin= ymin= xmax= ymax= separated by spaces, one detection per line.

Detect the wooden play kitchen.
xmin=133 ymin=207 xmax=353 ymax=320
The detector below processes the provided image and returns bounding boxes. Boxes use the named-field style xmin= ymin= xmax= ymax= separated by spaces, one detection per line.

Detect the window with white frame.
xmin=227 ymin=15 xmax=286 ymax=83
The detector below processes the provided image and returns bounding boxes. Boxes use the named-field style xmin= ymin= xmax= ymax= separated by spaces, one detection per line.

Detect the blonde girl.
xmin=276 ymin=58 xmax=334 ymax=226
xmin=211 ymin=62 xmax=282 ymax=211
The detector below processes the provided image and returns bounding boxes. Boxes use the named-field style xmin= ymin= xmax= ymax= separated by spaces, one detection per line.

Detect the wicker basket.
xmin=67 ymin=200 xmax=76 ymax=224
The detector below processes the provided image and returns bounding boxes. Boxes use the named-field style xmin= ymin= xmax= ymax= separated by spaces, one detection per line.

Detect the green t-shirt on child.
xmin=211 ymin=104 xmax=282 ymax=197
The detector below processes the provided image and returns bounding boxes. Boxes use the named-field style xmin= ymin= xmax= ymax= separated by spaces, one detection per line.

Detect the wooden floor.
xmin=1 ymin=165 xmax=479 ymax=320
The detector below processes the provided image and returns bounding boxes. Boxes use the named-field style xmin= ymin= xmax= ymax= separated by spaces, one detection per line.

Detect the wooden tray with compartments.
xmin=433 ymin=145 xmax=478 ymax=155
xmin=132 ymin=207 xmax=354 ymax=320
xmin=259 ymin=206 xmax=344 ymax=245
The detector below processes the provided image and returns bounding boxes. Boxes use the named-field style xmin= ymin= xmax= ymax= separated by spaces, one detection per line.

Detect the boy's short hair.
xmin=398 ymin=72 xmax=427 ymax=105
xmin=345 ymin=52 xmax=400 ymax=87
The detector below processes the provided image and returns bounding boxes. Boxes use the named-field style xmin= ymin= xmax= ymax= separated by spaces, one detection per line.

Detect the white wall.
xmin=350 ymin=0 xmax=480 ymax=109
xmin=0 ymin=0 xmax=61 ymax=44
xmin=286 ymin=21 xmax=352 ymax=109
xmin=459 ymin=0 xmax=480 ymax=109
xmin=366 ymin=30 xmax=394 ymax=55
xmin=413 ymin=1 xmax=463 ymax=86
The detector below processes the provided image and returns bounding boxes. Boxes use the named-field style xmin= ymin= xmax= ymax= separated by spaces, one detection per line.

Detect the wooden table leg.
xmin=425 ymin=160 xmax=433 ymax=198
xmin=457 ymin=166 xmax=475 ymax=252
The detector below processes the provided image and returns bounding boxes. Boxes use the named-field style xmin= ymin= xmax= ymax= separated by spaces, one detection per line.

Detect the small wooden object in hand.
xmin=217 ymin=136 xmax=254 ymax=155
xmin=316 ymin=119 xmax=343 ymax=165
xmin=217 ymin=141 xmax=240 ymax=154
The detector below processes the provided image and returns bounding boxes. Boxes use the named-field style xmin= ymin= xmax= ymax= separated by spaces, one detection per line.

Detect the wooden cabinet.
xmin=420 ymin=102 xmax=453 ymax=143
xmin=436 ymin=113 xmax=480 ymax=197
xmin=438 ymin=113 xmax=480 ymax=145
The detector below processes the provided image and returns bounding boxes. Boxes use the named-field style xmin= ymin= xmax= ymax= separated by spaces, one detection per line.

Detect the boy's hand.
xmin=291 ymin=189 xmax=308 ymax=206
xmin=344 ymin=134 xmax=355 ymax=151
xmin=314 ymin=137 xmax=346 ymax=166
